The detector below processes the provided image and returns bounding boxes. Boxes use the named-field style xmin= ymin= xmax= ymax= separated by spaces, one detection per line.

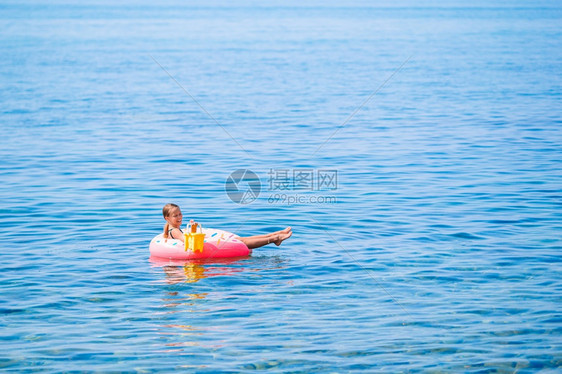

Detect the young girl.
xmin=162 ymin=203 xmax=292 ymax=249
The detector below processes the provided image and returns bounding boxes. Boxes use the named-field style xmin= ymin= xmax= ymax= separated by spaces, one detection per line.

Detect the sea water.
xmin=1 ymin=1 xmax=561 ymax=372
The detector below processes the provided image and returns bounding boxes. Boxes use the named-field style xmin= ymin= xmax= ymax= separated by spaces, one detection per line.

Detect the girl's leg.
xmin=239 ymin=227 xmax=292 ymax=249
xmin=238 ymin=234 xmax=274 ymax=249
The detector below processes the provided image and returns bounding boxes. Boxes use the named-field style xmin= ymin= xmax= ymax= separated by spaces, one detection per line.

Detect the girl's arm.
xmin=169 ymin=227 xmax=185 ymax=242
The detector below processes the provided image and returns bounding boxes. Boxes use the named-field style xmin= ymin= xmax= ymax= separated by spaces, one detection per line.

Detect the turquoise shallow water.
xmin=1 ymin=1 xmax=561 ymax=372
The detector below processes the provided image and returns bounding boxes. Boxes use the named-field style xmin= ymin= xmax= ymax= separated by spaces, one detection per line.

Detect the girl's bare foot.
xmin=274 ymin=229 xmax=293 ymax=246
xmin=273 ymin=227 xmax=292 ymax=236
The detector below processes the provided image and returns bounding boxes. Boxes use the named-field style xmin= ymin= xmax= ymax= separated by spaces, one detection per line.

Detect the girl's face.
xmin=166 ymin=207 xmax=183 ymax=228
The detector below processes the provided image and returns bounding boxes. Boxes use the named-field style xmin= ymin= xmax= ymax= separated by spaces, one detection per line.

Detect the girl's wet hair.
xmin=162 ymin=203 xmax=180 ymax=239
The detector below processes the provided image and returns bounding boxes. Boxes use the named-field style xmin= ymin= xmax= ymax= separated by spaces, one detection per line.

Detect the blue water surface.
xmin=1 ymin=1 xmax=561 ymax=372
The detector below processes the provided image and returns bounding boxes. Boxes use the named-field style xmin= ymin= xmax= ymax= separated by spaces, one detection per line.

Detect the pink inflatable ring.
xmin=149 ymin=228 xmax=251 ymax=260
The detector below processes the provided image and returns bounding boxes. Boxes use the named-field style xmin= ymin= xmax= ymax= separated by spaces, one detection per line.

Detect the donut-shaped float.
xmin=149 ymin=228 xmax=251 ymax=260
